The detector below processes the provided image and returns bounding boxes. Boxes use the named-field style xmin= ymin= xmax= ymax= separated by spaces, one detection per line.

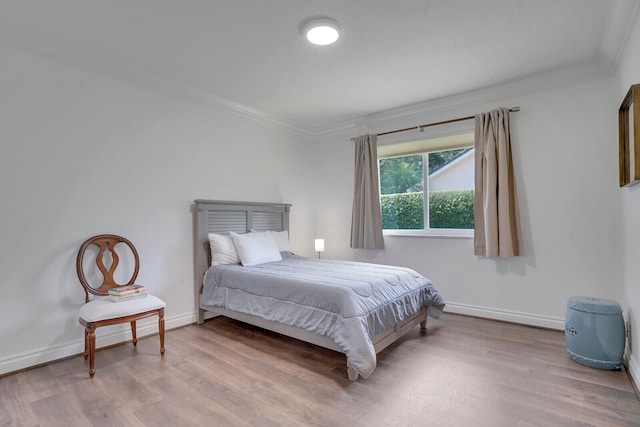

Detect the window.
xmin=378 ymin=132 xmax=474 ymax=236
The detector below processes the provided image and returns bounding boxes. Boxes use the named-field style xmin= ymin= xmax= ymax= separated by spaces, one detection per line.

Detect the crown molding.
xmin=1 ymin=5 xmax=636 ymax=141
xmin=599 ymin=0 xmax=640 ymax=75
xmin=218 ymin=100 xmax=315 ymax=137
xmin=310 ymin=2 xmax=640 ymax=137
xmin=310 ymin=118 xmax=360 ymax=139
xmin=0 ymin=19 xmax=316 ymax=138
xmin=342 ymin=59 xmax=609 ymax=141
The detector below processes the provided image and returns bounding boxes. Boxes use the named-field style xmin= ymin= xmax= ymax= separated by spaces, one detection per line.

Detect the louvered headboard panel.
xmin=193 ymin=200 xmax=292 ymax=319
xmin=206 ymin=210 xmax=248 ymax=234
xmin=251 ymin=210 xmax=286 ymax=232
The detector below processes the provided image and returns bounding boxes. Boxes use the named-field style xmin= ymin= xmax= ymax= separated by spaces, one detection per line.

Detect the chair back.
xmin=76 ymin=234 xmax=140 ymax=302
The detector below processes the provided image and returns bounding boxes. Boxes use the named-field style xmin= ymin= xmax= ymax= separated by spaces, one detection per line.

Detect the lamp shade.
xmin=314 ymin=239 xmax=325 ymax=252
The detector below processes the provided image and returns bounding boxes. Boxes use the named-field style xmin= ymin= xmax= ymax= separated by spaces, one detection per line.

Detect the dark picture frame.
xmin=619 ymin=84 xmax=640 ymax=187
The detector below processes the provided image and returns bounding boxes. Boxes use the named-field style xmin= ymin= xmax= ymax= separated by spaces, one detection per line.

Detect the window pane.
xmin=427 ymin=148 xmax=475 ymax=229
xmin=379 ymin=155 xmax=424 ymax=230
xmin=379 ymin=143 xmax=475 ymax=232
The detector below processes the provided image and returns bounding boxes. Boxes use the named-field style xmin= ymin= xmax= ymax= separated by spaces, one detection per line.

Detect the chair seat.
xmin=79 ymin=294 xmax=166 ymax=323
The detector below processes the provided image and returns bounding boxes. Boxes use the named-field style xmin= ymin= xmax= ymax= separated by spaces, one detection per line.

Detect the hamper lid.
xmin=567 ymin=296 xmax=622 ymax=315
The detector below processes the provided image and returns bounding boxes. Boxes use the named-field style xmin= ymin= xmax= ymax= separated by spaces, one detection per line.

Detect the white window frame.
xmin=378 ymin=130 xmax=475 ymax=238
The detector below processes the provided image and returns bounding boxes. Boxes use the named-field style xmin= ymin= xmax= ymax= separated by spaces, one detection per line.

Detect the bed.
xmin=193 ymin=199 xmax=445 ymax=380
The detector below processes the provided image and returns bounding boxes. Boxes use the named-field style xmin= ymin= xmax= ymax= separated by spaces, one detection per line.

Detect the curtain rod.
xmin=376 ymin=106 xmax=520 ymax=137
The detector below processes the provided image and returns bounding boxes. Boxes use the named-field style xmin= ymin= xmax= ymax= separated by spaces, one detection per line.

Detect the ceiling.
xmin=0 ymin=1 xmax=637 ymax=133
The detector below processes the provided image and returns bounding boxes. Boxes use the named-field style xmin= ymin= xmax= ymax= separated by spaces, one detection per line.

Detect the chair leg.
xmin=131 ymin=321 xmax=137 ymax=346
xmin=83 ymin=328 xmax=89 ymax=360
xmin=159 ymin=308 xmax=165 ymax=356
xmin=87 ymin=325 xmax=96 ymax=378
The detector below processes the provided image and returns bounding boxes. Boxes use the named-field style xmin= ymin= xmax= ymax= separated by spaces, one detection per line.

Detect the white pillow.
xmin=208 ymin=233 xmax=240 ymax=265
xmin=269 ymin=230 xmax=291 ymax=252
xmin=250 ymin=230 xmax=291 ymax=252
xmin=229 ymin=231 xmax=282 ymax=266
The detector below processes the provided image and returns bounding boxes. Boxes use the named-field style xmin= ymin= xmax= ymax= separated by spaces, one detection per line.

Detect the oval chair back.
xmin=76 ymin=234 xmax=140 ymax=303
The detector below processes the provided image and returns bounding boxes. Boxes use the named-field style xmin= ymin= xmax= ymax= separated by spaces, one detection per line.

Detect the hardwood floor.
xmin=2 ymin=313 xmax=639 ymax=426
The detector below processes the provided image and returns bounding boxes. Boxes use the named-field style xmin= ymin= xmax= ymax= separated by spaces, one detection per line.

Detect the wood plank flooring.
xmin=2 ymin=313 xmax=639 ymax=426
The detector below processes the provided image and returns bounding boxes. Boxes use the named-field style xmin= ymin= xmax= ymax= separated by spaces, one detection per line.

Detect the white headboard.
xmin=192 ymin=200 xmax=292 ymax=321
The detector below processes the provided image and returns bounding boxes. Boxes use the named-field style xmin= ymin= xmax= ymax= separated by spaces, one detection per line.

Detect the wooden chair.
xmin=76 ymin=234 xmax=165 ymax=377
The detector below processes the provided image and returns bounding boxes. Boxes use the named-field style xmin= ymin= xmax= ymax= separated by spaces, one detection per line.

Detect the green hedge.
xmin=381 ymin=192 xmax=424 ymax=229
xmin=381 ymin=190 xmax=474 ymax=230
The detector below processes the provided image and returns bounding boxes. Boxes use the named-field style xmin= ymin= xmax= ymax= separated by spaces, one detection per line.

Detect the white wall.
xmin=0 ymin=46 xmax=317 ymax=374
xmin=616 ymin=12 xmax=640 ymax=390
xmin=314 ymin=77 xmax=622 ymax=330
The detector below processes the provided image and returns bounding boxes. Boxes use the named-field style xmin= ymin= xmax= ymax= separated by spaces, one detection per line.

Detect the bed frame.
xmin=193 ymin=199 xmax=427 ymax=381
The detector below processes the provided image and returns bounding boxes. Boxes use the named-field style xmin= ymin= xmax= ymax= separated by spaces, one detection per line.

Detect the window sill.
xmin=383 ymin=229 xmax=473 ymax=239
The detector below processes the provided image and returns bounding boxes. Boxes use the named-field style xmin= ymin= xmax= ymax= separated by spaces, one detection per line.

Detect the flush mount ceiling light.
xmin=301 ymin=17 xmax=342 ymax=46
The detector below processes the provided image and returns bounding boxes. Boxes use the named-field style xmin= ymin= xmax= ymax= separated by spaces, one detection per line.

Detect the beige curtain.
xmin=350 ymin=134 xmax=385 ymax=249
xmin=474 ymin=108 xmax=522 ymax=257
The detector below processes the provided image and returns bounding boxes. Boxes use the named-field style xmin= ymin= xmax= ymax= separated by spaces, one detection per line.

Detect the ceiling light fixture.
xmin=301 ymin=17 xmax=342 ymax=46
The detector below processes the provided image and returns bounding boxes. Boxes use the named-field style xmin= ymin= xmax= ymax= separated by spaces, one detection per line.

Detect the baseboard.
xmin=624 ymin=348 xmax=640 ymax=400
xmin=0 ymin=312 xmax=195 ymax=377
xmin=444 ymin=301 xmax=565 ymax=330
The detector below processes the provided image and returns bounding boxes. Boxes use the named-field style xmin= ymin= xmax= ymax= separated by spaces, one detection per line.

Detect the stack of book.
xmin=108 ymin=284 xmax=148 ymax=302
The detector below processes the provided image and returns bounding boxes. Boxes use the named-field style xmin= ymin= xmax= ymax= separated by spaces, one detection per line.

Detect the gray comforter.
xmin=201 ymin=254 xmax=445 ymax=378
